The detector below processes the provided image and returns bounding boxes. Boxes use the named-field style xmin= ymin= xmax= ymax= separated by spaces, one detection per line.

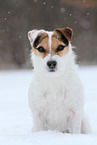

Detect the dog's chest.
xmin=36 ymin=81 xmax=72 ymax=130
xmin=43 ymin=90 xmax=68 ymax=118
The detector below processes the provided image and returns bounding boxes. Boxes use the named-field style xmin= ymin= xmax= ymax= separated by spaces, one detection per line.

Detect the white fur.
xmin=28 ymin=30 xmax=91 ymax=134
xmin=48 ymin=32 xmax=53 ymax=53
xmin=28 ymin=29 xmax=45 ymax=45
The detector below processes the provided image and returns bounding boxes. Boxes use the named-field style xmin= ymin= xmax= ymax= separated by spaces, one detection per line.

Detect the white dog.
xmin=28 ymin=28 xmax=91 ymax=134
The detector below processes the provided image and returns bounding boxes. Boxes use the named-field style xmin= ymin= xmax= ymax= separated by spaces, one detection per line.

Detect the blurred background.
xmin=0 ymin=0 xmax=97 ymax=70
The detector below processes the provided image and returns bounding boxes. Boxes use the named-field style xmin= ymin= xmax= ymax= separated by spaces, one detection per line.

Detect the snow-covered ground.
xmin=0 ymin=66 xmax=97 ymax=145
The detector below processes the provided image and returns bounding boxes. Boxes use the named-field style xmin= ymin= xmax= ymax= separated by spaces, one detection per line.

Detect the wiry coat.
xmin=28 ymin=28 xmax=91 ymax=134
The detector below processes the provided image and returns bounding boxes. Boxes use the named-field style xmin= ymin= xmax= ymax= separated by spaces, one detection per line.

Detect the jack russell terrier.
xmin=28 ymin=28 xmax=91 ymax=134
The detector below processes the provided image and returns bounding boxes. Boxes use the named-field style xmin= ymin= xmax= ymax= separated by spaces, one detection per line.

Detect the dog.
xmin=28 ymin=28 xmax=91 ymax=134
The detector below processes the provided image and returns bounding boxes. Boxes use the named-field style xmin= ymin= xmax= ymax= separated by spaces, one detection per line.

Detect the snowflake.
xmin=51 ymin=6 xmax=53 ymax=8
xmin=33 ymin=0 xmax=38 ymax=3
xmin=87 ymin=12 xmax=90 ymax=16
xmin=60 ymin=8 xmax=65 ymax=13
xmin=8 ymin=11 xmax=11 ymax=14
xmin=43 ymin=2 xmax=46 ymax=5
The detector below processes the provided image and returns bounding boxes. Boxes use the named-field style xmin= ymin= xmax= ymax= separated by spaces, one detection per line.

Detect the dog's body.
xmin=28 ymin=28 xmax=91 ymax=134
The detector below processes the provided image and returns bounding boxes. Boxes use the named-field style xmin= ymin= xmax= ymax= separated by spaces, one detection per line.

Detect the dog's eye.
xmin=37 ymin=46 xmax=45 ymax=52
xmin=56 ymin=45 xmax=65 ymax=52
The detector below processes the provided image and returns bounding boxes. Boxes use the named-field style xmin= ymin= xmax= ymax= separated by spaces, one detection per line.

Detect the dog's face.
xmin=28 ymin=28 xmax=73 ymax=76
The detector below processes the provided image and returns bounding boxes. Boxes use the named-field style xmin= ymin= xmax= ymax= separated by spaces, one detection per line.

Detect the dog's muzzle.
xmin=47 ymin=60 xmax=57 ymax=72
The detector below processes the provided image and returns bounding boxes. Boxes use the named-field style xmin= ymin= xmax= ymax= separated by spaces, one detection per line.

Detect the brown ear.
xmin=55 ymin=27 xmax=73 ymax=41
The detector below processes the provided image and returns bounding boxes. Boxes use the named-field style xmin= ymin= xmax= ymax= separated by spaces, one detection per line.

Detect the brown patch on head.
xmin=36 ymin=33 xmax=49 ymax=51
xmin=57 ymin=45 xmax=69 ymax=57
xmin=33 ymin=32 xmax=50 ymax=58
xmin=51 ymin=31 xmax=69 ymax=56
xmin=55 ymin=27 xmax=73 ymax=41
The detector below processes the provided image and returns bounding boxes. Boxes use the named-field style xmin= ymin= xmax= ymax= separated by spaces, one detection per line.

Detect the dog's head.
xmin=28 ymin=28 xmax=73 ymax=76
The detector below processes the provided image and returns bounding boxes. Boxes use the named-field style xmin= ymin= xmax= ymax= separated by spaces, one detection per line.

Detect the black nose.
xmin=47 ymin=61 xmax=57 ymax=69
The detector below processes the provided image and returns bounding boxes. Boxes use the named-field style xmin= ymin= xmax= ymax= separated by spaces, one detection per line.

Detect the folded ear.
xmin=28 ymin=29 xmax=37 ymax=43
xmin=28 ymin=29 xmax=45 ymax=44
xmin=55 ymin=27 xmax=73 ymax=41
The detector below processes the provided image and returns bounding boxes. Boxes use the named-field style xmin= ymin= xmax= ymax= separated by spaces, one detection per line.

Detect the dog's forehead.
xmin=33 ymin=30 xmax=61 ymax=48
xmin=39 ymin=30 xmax=60 ymax=39
xmin=38 ymin=31 xmax=64 ymax=49
xmin=35 ymin=30 xmax=61 ymax=45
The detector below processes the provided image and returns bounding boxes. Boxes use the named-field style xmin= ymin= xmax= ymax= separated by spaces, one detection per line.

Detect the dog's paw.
xmin=32 ymin=127 xmax=37 ymax=133
xmin=32 ymin=126 xmax=44 ymax=133
xmin=81 ymin=116 xmax=92 ymax=134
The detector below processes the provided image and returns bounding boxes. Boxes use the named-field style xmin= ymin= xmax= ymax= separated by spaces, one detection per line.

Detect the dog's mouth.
xmin=49 ymin=69 xmax=56 ymax=72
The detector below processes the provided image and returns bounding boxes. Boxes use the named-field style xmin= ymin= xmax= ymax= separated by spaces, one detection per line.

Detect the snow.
xmin=0 ymin=67 xmax=97 ymax=145
xmin=51 ymin=6 xmax=54 ymax=9
xmin=60 ymin=8 xmax=65 ymax=13
xmin=74 ymin=21 xmax=77 ymax=24
xmin=83 ymin=0 xmax=86 ymax=3
xmin=33 ymin=0 xmax=38 ymax=3
xmin=8 ymin=11 xmax=11 ymax=14
xmin=43 ymin=2 xmax=46 ymax=5
xmin=87 ymin=12 xmax=90 ymax=16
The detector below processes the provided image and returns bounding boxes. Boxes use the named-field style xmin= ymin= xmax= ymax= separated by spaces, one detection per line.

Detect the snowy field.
xmin=0 ymin=66 xmax=97 ymax=145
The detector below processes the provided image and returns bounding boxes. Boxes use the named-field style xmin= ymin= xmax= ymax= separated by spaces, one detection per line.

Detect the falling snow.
xmin=83 ymin=0 xmax=86 ymax=3
xmin=43 ymin=2 xmax=46 ymax=5
xmin=74 ymin=21 xmax=77 ymax=24
xmin=19 ymin=35 xmax=22 ymax=39
xmin=51 ymin=6 xmax=54 ymax=8
xmin=33 ymin=0 xmax=38 ymax=3
xmin=87 ymin=12 xmax=90 ymax=16
xmin=8 ymin=11 xmax=11 ymax=14
xmin=0 ymin=40 xmax=3 ymax=44
xmin=60 ymin=7 xmax=65 ymax=13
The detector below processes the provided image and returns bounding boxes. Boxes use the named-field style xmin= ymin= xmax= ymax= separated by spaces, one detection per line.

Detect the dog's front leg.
xmin=32 ymin=113 xmax=47 ymax=132
xmin=68 ymin=112 xmax=82 ymax=134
